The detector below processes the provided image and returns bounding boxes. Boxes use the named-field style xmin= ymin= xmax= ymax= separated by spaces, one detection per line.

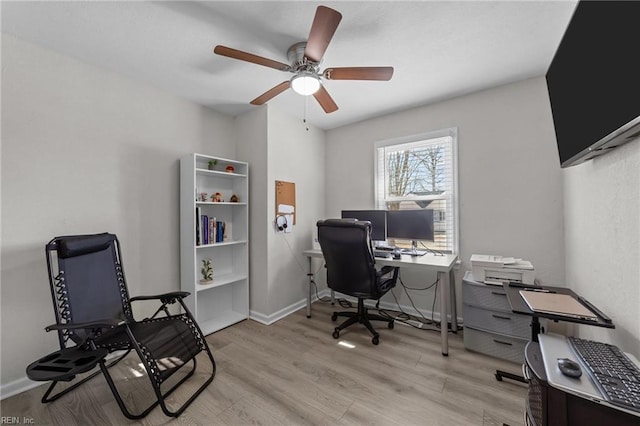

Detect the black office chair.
xmin=317 ymin=219 xmax=399 ymax=345
xmin=30 ymin=233 xmax=216 ymax=419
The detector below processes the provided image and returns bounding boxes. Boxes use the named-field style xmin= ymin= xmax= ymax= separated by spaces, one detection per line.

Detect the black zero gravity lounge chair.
xmin=27 ymin=233 xmax=215 ymax=419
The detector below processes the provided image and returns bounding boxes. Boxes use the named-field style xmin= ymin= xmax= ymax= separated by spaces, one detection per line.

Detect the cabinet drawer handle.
xmin=492 ymin=314 xmax=511 ymax=320
xmin=493 ymin=339 xmax=513 ymax=346
xmin=491 ymin=291 xmax=507 ymax=296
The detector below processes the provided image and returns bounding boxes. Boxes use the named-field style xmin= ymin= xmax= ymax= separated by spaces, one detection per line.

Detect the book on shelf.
xmin=216 ymin=221 xmax=223 ymax=243
xmin=195 ymin=207 xmax=202 ymax=245
xmin=196 ymin=214 xmax=229 ymax=245
xmin=203 ymin=215 xmax=209 ymax=245
xmin=209 ymin=217 xmax=216 ymax=244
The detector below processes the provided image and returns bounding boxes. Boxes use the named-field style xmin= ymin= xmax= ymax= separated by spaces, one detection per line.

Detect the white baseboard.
xmin=249 ymin=290 xmax=331 ymax=325
xmin=1 ymin=377 xmax=41 ymax=401
xmin=249 ymin=298 xmax=306 ymax=325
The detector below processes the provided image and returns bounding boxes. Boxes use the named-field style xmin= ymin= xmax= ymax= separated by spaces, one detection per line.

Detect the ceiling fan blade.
xmin=250 ymin=81 xmax=291 ymax=105
xmin=324 ymin=67 xmax=394 ymax=81
xmin=313 ymin=85 xmax=338 ymax=113
xmin=214 ymin=45 xmax=290 ymax=71
xmin=304 ymin=6 xmax=342 ymax=63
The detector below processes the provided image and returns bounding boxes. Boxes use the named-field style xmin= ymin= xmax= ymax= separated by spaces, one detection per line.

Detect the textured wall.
xmin=564 ymin=138 xmax=640 ymax=354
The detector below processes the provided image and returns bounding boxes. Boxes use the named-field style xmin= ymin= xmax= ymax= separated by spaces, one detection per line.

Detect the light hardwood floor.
xmin=2 ymin=302 xmax=528 ymax=425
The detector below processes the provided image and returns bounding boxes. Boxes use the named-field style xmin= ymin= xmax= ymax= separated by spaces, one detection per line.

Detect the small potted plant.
xmin=207 ymin=159 xmax=217 ymax=170
xmin=200 ymin=258 xmax=213 ymax=284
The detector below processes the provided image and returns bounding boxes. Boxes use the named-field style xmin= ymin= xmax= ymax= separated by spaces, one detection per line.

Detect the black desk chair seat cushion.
xmin=317 ymin=219 xmax=399 ymax=345
xmin=34 ymin=233 xmax=216 ymax=419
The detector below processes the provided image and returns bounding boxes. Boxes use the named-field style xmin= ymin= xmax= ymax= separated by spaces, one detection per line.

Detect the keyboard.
xmin=568 ymin=336 xmax=640 ymax=413
xmin=374 ymin=250 xmax=391 ymax=258
xmin=400 ymin=248 xmax=428 ymax=256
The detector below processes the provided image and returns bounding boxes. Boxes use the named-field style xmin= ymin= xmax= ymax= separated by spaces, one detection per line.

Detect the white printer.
xmin=470 ymin=254 xmax=535 ymax=285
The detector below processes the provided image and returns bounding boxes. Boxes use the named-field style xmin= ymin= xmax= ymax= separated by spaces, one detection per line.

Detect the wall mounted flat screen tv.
xmin=546 ymin=1 xmax=640 ymax=168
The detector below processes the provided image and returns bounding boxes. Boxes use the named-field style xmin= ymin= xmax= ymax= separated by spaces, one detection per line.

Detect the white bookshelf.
xmin=180 ymin=153 xmax=249 ymax=335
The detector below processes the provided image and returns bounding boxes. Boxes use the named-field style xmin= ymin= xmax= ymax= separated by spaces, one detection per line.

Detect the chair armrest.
xmin=129 ymin=291 xmax=190 ymax=303
xmin=45 ymin=319 xmax=124 ymax=332
xmin=378 ymin=266 xmax=397 ymax=277
xmin=377 ymin=266 xmax=399 ymax=294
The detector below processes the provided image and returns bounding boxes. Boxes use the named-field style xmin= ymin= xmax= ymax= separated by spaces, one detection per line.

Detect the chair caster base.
xmin=372 ymin=335 xmax=379 ymax=345
xmin=332 ymin=329 xmax=340 ymax=339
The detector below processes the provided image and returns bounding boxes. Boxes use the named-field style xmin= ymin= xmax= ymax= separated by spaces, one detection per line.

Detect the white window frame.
xmin=374 ymin=128 xmax=459 ymax=254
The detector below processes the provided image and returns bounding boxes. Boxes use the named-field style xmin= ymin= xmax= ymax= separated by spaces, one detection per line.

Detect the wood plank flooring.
xmin=1 ymin=302 xmax=528 ymax=425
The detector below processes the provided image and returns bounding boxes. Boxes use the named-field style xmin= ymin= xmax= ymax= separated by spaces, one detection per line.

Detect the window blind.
xmin=375 ymin=131 xmax=458 ymax=253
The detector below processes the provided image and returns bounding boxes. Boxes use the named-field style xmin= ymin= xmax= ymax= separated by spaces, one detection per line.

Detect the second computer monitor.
xmin=340 ymin=210 xmax=386 ymax=241
xmin=386 ymin=209 xmax=434 ymax=241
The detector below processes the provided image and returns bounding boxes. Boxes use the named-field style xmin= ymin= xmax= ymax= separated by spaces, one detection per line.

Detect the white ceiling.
xmin=1 ymin=1 xmax=577 ymax=130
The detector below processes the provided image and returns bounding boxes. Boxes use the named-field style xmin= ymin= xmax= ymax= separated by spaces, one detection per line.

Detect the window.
xmin=375 ymin=129 xmax=458 ymax=254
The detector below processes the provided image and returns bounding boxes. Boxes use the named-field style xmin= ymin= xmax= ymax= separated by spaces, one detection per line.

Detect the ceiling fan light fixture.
xmin=291 ymin=72 xmax=320 ymax=96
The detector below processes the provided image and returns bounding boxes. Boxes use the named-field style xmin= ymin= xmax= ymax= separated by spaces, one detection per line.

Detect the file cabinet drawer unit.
xmin=462 ymin=271 xmax=531 ymax=363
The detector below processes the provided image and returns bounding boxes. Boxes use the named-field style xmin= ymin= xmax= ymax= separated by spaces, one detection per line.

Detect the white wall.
xmin=564 ymin=138 xmax=640 ymax=355
xmin=235 ymin=107 xmax=269 ymax=316
xmin=265 ymin=107 xmax=325 ymax=317
xmin=236 ymin=105 xmax=325 ymax=322
xmin=325 ymin=77 xmax=565 ymax=317
xmin=0 ymin=35 xmax=235 ymax=390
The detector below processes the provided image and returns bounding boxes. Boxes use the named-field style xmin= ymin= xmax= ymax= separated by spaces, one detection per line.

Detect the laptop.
xmin=519 ymin=290 xmax=598 ymax=321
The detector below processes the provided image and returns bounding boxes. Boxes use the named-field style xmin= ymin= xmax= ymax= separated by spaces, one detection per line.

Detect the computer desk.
xmin=302 ymin=249 xmax=458 ymax=356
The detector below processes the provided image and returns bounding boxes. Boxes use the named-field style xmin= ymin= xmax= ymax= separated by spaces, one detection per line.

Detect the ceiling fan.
xmin=213 ymin=5 xmax=394 ymax=113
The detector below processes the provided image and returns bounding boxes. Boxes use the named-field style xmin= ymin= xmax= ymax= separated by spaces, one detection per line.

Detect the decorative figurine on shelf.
xmin=199 ymin=192 xmax=208 ymax=202
xmin=200 ymin=258 xmax=213 ymax=284
xmin=230 ymin=194 xmax=239 ymax=203
xmin=207 ymin=159 xmax=217 ymax=170
xmin=225 ymin=165 xmax=235 ymax=173
xmin=211 ymin=192 xmax=223 ymax=202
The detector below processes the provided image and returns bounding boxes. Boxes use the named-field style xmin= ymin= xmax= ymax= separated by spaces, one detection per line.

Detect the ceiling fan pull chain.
xmin=303 ymin=95 xmax=309 ymax=131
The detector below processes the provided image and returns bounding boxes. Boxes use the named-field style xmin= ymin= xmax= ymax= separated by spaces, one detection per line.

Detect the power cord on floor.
xmin=311 ymin=262 xmax=462 ymax=333
xmin=309 ymin=273 xmax=354 ymax=308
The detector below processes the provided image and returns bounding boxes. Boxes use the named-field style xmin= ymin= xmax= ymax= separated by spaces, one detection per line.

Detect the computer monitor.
xmin=386 ymin=209 xmax=434 ymax=242
xmin=340 ymin=210 xmax=386 ymax=241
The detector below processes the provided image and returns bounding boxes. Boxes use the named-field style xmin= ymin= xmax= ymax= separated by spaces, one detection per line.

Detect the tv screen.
xmin=341 ymin=210 xmax=386 ymax=241
xmin=386 ymin=209 xmax=434 ymax=241
xmin=546 ymin=1 xmax=640 ymax=168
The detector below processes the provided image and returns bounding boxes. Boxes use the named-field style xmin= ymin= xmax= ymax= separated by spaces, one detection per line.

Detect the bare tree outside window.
xmin=385 ymin=146 xmax=445 ymax=199
xmin=415 ymin=146 xmax=445 ymax=192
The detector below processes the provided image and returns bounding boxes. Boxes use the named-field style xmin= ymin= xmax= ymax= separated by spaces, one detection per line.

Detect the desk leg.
xmin=306 ymin=256 xmax=313 ymax=318
xmin=449 ymin=269 xmax=458 ymax=333
xmin=439 ymin=270 xmax=449 ymax=356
